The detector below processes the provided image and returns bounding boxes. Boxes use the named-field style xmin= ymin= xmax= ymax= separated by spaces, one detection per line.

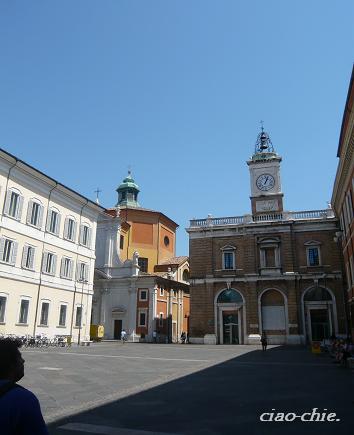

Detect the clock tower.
xmin=247 ymin=127 xmax=284 ymax=215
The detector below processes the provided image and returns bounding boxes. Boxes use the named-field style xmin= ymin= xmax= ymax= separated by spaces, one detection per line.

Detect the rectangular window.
xmin=308 ymin=247 xmax=320 ymax=266
xmin=82 ymin=226 xmax=89 ymax=245
xmin=49 ymin=210 xmax=58 ymax=234
xmin=2 ymin=239 xmax=14 ymax=263
xmin=59 ymin=304 xmax=67 ymax=326
xmin=22 ymin=246 xmax=35 ymax=270
xmin=77 ymin=262 xmax=88 ymax=281
xmin=139 ymin=289 xmax=148 ymax=301
xmin=66 ymin=218 xmax=75 ymax=240
xmin=138 ymin=257 xmax=148 ymax=273
xmin=19 ymin=299 xmax=29 ymax=324
xmin=139 ymin=311 xmax=147 ymax=327
xmin=61 ymin=257 xmax=73 ymax=279
xmin=9 ymin=191 xmax=19 ymax=217
xmin=223 ymin=252 xmax=234 ymax=269
xmin=30 ymin=202 xmax=41 ymax=226
xmin=159 ymin=287 xmax=164 ymax=297
xmin=75 ymin=306 xmax=82 ymax=327
xmin=0 ymin=296 xmax=7 ymax=323
xmin=264 ymin=247 xmax=276 ymax=267
xmin=40 ymin=302 xmax=49 ymax=326
xmin=43 ymin=252 xmax=56 ymax=275
xmin=120 ymin=235 xmax=124 ymax=250
xmin=80 ymin=225 xmax=91 ymax=247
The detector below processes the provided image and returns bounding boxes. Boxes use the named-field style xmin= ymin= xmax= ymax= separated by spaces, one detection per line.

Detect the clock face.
xmin=256 ymin=174 xmax=275 ymax=191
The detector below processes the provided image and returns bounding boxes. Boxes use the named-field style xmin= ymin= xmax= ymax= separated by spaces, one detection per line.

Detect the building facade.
xmin=92 ymin=173 xmax=190 ymax=342
xmin=332 ymin=65 xmax=354 ymax=340
xmin=187 ymin=130 xmax=346 ymax=345
xmin=0 ymin=148 xmax=104 ymax=342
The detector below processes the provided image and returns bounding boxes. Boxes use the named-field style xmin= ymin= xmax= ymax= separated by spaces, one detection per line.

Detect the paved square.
xmin=19 ymin=343 xmax=353 ymax=434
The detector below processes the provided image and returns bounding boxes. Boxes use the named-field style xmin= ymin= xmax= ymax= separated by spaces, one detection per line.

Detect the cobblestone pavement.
xmin=19 ymin=343 xmax=353 ymax=435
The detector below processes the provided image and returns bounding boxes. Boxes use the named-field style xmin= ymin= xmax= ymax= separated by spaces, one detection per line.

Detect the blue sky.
xmin=0 ymin=1 xmax=353 ymax=256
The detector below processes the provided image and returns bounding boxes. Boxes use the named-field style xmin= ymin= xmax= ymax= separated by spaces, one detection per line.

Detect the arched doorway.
xmin=259 ymin=289 xmax=287 ymax=343
xmin=215 ymin=288 xmax=244 ymax=344
xmin=302 ymin=287 xmax=336 ymax=342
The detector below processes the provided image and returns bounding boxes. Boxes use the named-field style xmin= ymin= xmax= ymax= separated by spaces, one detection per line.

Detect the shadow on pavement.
xmin=48 ymin=345 xmax=353 ymax=435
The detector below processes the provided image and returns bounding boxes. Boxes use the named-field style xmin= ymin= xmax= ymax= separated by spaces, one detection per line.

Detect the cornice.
xmin=332 ymin=123 xmax=354 ymax=211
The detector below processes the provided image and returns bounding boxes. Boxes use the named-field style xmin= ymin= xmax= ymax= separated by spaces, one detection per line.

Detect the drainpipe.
xmin=33 ymin=182 xmax=58 ymax=336
xmin=69 ymin=199 xmax=89 ymax=340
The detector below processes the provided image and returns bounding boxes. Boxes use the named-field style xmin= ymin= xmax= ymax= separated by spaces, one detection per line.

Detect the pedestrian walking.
xmin=121 ymin=329 xmax=127 ymax=344
xmin=180 ymin=331 xmax=186 ymax=344
xmin=261 ymin=332 xmax=268 ymax=351
xmin=153 ymin=330 xmax=157 ymax=343
xmin=0 ymin=337 xmax=48 ymax=435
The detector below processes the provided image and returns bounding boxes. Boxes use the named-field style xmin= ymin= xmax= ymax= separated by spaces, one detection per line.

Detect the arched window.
xmin=304 ymin=287 xmax=332 ymax=301
xmin=182 ymin=270 xmax=189 ymax=282
xmin=217 ymin=288 xmax=243 ymax=304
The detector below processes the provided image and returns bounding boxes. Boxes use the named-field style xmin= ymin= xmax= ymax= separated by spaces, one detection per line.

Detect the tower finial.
xmin=254 ymin=124 xmax=274 ymax=154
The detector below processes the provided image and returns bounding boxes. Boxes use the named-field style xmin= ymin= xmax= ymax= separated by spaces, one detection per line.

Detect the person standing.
xmin=0 ymin=337 xmax=48 ymax=435
xmin=261 ymin=332 xmax=268 ymax=351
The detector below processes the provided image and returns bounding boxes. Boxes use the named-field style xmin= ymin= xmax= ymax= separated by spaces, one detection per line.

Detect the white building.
xmin=0 ymin=148 xmax=105 ymax=342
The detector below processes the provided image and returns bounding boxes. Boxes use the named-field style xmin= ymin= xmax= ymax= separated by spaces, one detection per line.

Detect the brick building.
xmin=332 ymin=65 xmax=354 ymax=340
xmin=187 ymin=129 xmax=346 ymax=345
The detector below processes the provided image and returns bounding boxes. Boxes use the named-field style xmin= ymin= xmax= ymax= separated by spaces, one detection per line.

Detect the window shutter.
xmin=11 ymin=241 xmax=18 ymax=265
xmin=42 ymin=252 xmax=48 ymax=272
xmin=72 ymin=221 xmax=77 ymax=242
xmin=26 ymin=201 xmax=33 ymax=224
xmin=69 ymin=259 xmax=73 ymax=279
xmin=16 ymin=196 xmax=24 ymax=220
xmin=4 ymin=190 xmax=11 ymax=215
xmin=52 ymin=255 xmax=57 ymax=275
xmin=64 ymin=218 xmax=69 ymax=239
xmin=60 ymin=257 xmax=65 ymax=277
xmin=55 ymin=214 xmax=61 ymax=236
xmin=79 ymin=225 xmax=84 ymax=244
xmin=84 ymin=264 xmax=89 ymax=281
xmin=37 ymin=205 xmax=44 ymax=229
xmin=0 ymin=238 xmax=5 ymax=261
xmin=87 ymin=228 xmax=92 ymax=248
xmin=22 ymin=245 xmax=29 ymax=268
xmin=29 ymin=247 xmax=35 ymax=270
xmin=46 ymin=210 xmax=52 ymax=232
xmin=76 ymin=262 xmax=80 ymax=280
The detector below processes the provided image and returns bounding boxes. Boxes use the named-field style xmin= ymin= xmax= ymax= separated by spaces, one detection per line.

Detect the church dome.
xmin=116 ymin=171 xmax=140 ymax=207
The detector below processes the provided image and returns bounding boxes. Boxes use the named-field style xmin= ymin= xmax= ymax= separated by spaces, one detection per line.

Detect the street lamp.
xmin=78 ymin=278 xmax=88 ymax=345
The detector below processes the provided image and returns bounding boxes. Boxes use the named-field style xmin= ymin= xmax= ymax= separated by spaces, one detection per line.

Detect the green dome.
xmin=117 ymin=172 xmax=139 ymax=192
xmin=116 ymin=171 xmax=140 ymax=207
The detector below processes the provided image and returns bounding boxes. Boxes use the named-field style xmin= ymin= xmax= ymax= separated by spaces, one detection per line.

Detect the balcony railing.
xmin=189 ymin=209 xmax=334 ymax=228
